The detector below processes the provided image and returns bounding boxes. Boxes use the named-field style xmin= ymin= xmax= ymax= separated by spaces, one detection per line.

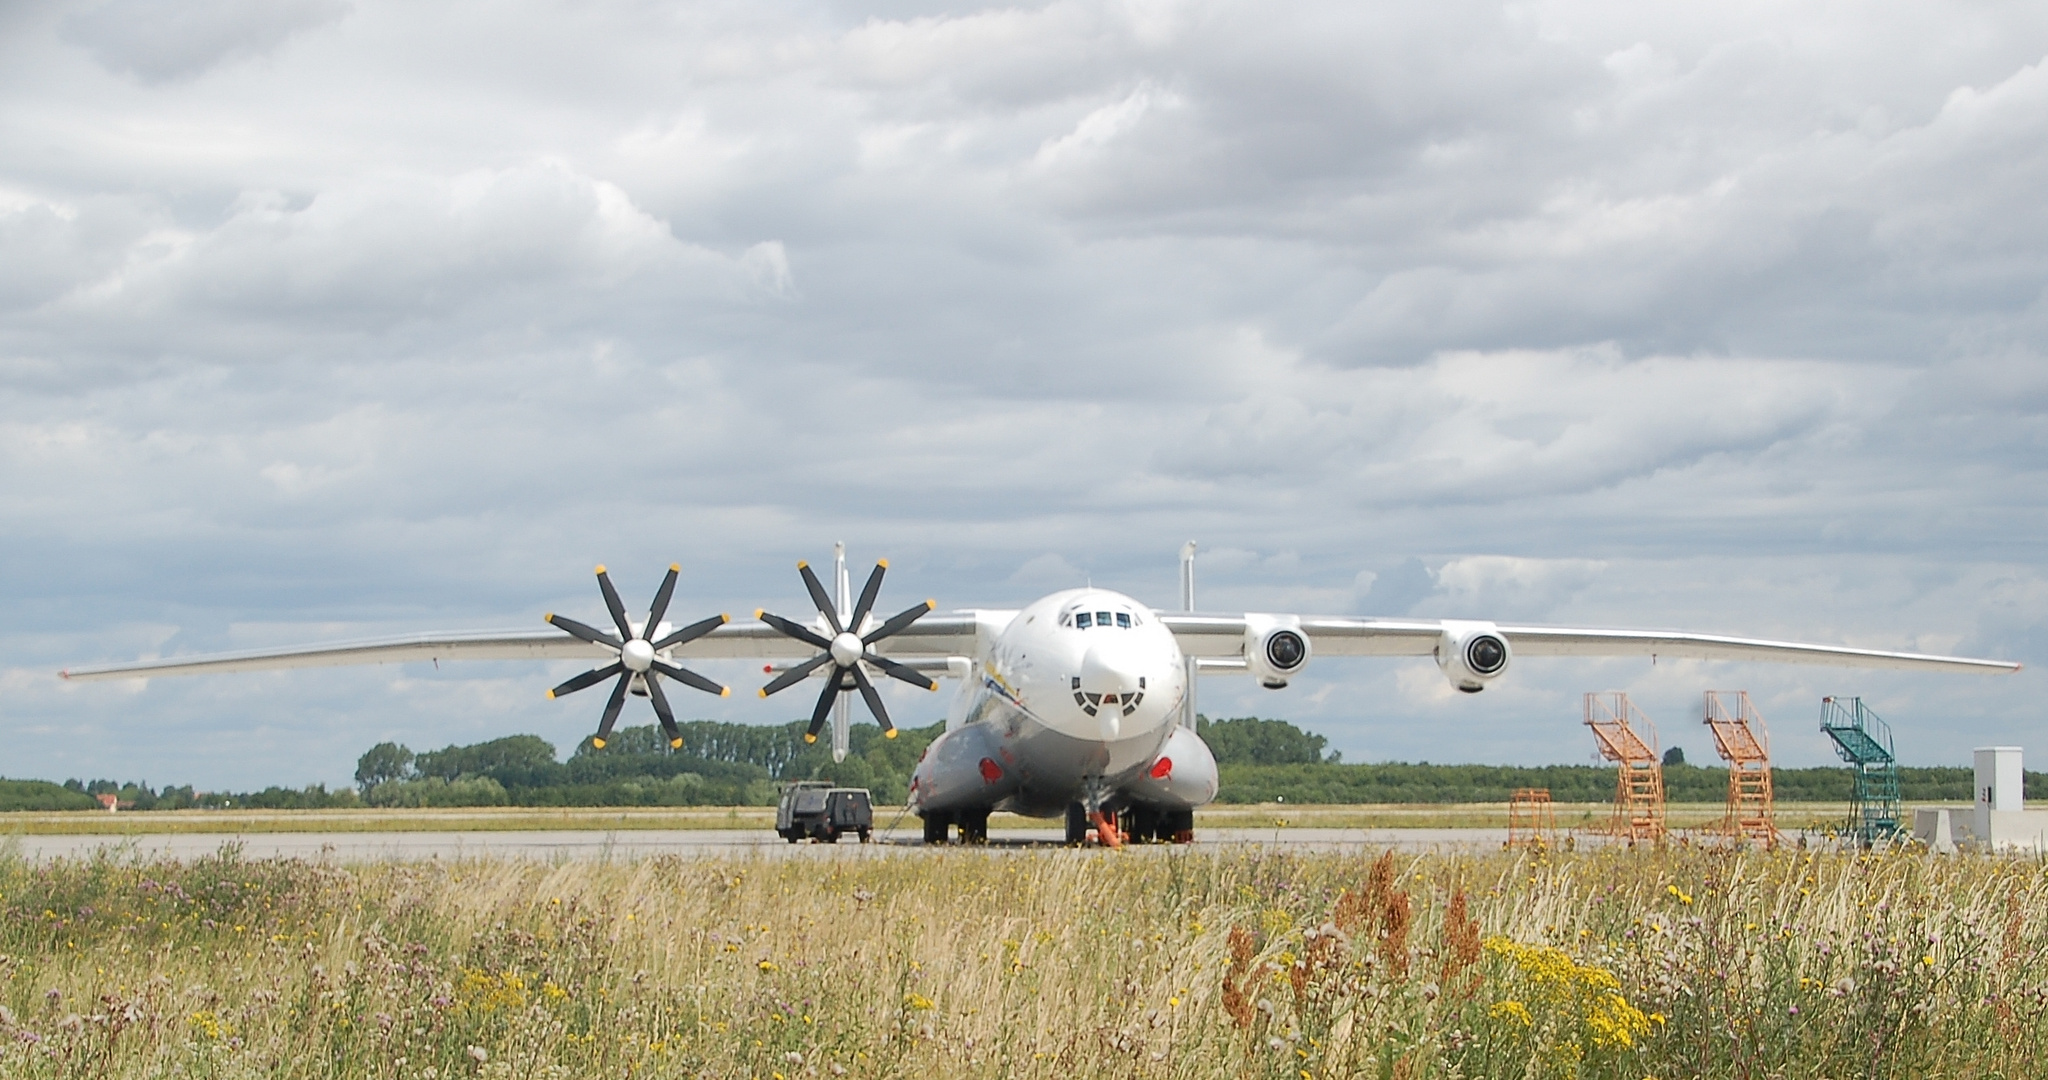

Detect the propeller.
xmin=544 ymin=564 xmax=729 ymax=750
xmin=756 ymin=557 xmax=937 ymax=743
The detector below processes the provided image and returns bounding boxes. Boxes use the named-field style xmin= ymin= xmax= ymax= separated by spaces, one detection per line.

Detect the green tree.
xmin=355 ymin=742 xmax=415 ymax=789
xmin=1197 ymin=715 xmax=1334 ymax=765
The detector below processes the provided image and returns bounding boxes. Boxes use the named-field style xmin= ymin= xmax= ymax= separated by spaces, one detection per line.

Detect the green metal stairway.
xmin=1820 ymin=696 xmax=1901 ymax=845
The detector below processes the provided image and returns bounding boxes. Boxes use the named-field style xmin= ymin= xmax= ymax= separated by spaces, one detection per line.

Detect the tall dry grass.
xmin=0 ymin=843 xmax=2040 ymax=1078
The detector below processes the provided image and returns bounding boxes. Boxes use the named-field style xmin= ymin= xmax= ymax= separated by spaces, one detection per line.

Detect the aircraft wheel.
xmin=959 ymin=811 xmax=989 ymax=845
xmin=922 ymin=813 xmax=951 ymax=845
xmin=1064 ymin=803 xmax=1088 ymax=845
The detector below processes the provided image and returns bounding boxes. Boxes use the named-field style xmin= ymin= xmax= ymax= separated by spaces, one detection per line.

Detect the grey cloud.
xmin=1 ymin=0 xmax=2043 ymax=787
xmin=62 ymin=0 xmax=350 ymax=83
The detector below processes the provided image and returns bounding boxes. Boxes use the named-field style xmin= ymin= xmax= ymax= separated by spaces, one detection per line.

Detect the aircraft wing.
xmin=1159 ymin=614 xmax=2022 ymax=674
xmin=58 ymin=614 xmax=986 ymax=682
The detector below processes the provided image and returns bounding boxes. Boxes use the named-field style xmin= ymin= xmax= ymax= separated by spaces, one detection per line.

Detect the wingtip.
xmin=57 ymin=669 xmax=69 ymax=681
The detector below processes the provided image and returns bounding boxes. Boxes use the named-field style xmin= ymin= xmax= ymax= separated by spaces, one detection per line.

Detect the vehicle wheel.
xmin=823 ymin=829 xmax=841 ymax=844
xmin=1064 ymin=803 xmax=1088 ymax=845
xmin=858 ymin=828 xmax=872 ymax=844
xmin=786 ymin=835 xmax=799 ymax=844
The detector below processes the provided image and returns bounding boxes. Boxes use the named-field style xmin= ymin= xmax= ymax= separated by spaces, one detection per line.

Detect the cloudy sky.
xmin=4 ymin=0 xmax=2044 ymax=790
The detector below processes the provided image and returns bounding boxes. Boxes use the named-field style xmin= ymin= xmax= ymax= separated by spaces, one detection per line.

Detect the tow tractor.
xmin=775 ymin=781 xmax=874 ymax=843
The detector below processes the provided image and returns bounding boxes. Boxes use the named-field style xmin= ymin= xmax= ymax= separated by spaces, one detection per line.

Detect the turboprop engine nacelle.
xmin=1435 ymin=620 xmax=1510 ymax=693
xmin=1244 ymin=614 xmax=1311 ymax=689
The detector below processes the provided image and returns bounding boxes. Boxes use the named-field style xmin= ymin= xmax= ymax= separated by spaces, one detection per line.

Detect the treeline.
xmin=0 ymin=778 xmax=360 ymax=812
xmin=353 ymin=720 xmax=942 ymax=808
xmin=4 ymin=715 xmax=2036 ymax=811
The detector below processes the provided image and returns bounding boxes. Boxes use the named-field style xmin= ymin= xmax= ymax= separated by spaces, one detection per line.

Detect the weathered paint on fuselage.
xmin=910 ymin=588 xmax=1191 ymax=817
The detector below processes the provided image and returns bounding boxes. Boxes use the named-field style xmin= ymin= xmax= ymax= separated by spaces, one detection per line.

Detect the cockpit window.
xmin=1064 ymin=604 xmax=1141 ymax=629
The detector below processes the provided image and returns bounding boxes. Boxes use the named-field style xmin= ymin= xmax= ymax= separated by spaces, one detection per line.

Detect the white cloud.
xmin=0 ymin=0 xmax=2043 ymax=786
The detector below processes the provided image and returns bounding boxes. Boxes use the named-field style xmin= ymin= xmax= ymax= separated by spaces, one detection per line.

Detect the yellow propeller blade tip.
xmin=803 ymin=733 xmax=817 ymax=744
xmin=757 ymin=688 xmax=769 ymax=698
xmin=591 ymin=737 xmax=606 ymax=749
xmin=928 ymin=684 xmax=939 ymax=692
xmin=753 ymin=608 xmax=764 ymax=619
xmin=543 ymin=612 xmax=554 ymax=622
xmin=669 ymin=563 xmax=681 ymax=572
xmin=796 ymin=560 xmax=809 ymax=569
xmin=594 ymin=564 xmax=606 ymax=574
xmin=720 ymin=686 xmax=731 ymax=697
xmin=720 ymin=613 xmax=731 ymax=623
xmin=884 ymin=728 xmax=899 ymax=739
xmin=924 ymin=599 xmax=936 ymax=609
xmin=877 ymin=558 xmax=889 ymax=568
xmin=545 ymin=689 xmax=556 ymax=699
xmin=670 ymin=738 xmax=683 ymax=749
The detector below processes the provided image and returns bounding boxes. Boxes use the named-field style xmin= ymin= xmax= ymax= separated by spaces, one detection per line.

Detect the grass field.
xmin=0 ymin=842 xmax=2041 ymax=1078
xmin=0 ymin=802 xmax=1861 ymax=835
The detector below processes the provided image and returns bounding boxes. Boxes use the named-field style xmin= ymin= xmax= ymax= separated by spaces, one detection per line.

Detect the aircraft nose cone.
xmin=1080 ymin=641 xmax=1143 ymax=697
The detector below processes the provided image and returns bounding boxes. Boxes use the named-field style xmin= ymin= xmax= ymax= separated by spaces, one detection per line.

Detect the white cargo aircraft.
xmin=61 ymin=543 xmax=2019 ymax=846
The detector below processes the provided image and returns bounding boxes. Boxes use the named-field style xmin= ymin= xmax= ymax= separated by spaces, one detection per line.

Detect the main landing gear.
xmin=1065 ymin=803 xmax=1194 ymax=846
xmin=918 ymin=810 xmax=990 ymax=845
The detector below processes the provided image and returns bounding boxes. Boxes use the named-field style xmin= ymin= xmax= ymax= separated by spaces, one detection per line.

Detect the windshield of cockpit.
xmin=1059 ymin=604 xmax=1141 ymax=630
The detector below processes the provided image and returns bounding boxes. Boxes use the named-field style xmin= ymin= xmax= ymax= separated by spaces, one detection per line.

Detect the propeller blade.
xmin=546 ymin=613 xmax=623 ymax=650
xmin=862 ymin=598 xmax=936 ymax=645
xmin=651 ymin=612 xmax=728 ymax=651
xmin=651 ymin=659 xmax=728 ymax=697
xmin=804 ymin=674 xmax=841 ymax=743
xmin=864 ymin=651 xmax=937 ymax=692
xmin=548 ymin=661 xmax=623 ymax=699
xmin=798 ymin=561 xmax=843 ymax=635
xmin=849 ymin=560 xmax=887 ymax=632
xmin=757 ymin=610 xmax=833 ymax=651
xmin=645 ymin=563 xmax=681 ymax=635
xmin=644 ymin=673 xmax=683 ymax=749
xmin=759 ymin=652 xmax=832 ymax=697
xmin=595 ymin=565 xmax=634 ymax=640
xmin=850 ymin=665 xmax=895 ymax=737
xmin=592 ymin=672 xmax=632 ymax=748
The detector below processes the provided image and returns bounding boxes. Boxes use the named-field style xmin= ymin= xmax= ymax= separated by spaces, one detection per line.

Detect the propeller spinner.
xmin=756 ymin=557 xmax=937 ymax=743
xmin=544 ymin=564 xmax=729 ymax=750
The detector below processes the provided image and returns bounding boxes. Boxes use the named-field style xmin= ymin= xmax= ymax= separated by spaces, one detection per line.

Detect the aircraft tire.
xmin=1064 ymin=803 xmax=1088 ymax=845
xmin=922 ymin=813 xmax=951 ymax=845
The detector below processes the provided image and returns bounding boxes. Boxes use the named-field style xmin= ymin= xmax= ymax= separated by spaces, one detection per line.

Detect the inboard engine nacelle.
xmin=1243 ymin=614 xmax=1311 ymax=689
xmin=1435 ymin=620 xmax=1510 ymax=693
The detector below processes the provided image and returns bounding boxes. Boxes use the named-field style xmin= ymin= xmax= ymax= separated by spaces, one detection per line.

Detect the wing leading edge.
xmin=58 ymin=615 xmax=985 ymax=682
xmin=1159 ymin=614 xmax=2021 ymax=674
